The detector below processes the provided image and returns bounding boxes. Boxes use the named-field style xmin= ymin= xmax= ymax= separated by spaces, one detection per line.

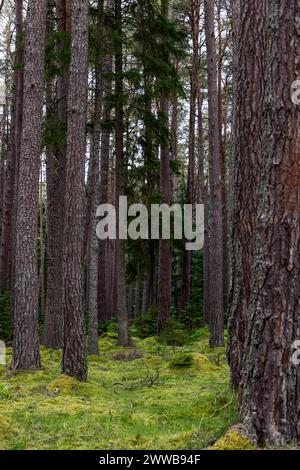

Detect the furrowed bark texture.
xmin=228 ymin=0 xmax=264 ymax=386
xmin=98 ymin=4 xmax=113 ymax=322
xmin=181 ymin=0 xmax=200 ymax=311
xmin=87 ymin=4 xmax=104 ymax=354
xmin=115 ymin=0 xmax=130 ymax=346
xmin=158 ymin=0 xmax=172 ymax=332
xmin=44 ymin=0 xmax=69 ymax=349
xmin=204 ymin=0 xmax=224 ymax=347
xmin=62 ymin=0 xmax=89 ymax=381
xmin=240 ymin=0 xmax=300 ymax=446
xmin=11 ymin=0 xmax=47 ymax=370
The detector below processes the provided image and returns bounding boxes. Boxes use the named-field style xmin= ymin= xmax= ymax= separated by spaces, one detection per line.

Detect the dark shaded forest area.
xmin=0 ymin=0 xmax=300 ymax=453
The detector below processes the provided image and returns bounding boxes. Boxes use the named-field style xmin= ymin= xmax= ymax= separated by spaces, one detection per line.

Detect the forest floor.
xmin=0 ymin=327 xmax=239 ymax=450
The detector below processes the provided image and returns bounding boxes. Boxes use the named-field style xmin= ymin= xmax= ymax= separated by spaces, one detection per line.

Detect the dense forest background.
xmin=0 ymin=0 xmax=300 ymax=450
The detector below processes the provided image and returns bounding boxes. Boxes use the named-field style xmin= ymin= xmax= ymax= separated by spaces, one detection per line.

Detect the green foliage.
xmin=169 ymin=353 xmax=193 ymax=369
xmin=132 ymin=308 xmax=158 ymax=338
xmin=99 ymin=319 xmax=118 ymax=335
xmin=43 ymin=118 xmax=67 ymax=148
xmin=0 ymin=292 xmax=12 ymax=342
xmin=159 ymin=318 xmax=189 ymax=347
xmin=45 ymin=31 xmax=71 ymax=80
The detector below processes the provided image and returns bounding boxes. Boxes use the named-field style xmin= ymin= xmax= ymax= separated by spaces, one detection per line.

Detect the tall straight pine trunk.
xmin=98 ymin=0 xmax=113 ymax=322
xmin=228 ymin=0 xmax=262 ymax=387
xmin=62 ymin=0 xmax=89 ymax=381
xmin=204 ymin=0 xmax=224 ymax=347
xmin=115 ymin=0 xmax=130 ymax=346
xmin=87 ymin=1 xmax=105 ymax=355
xmin=0 ymin=0 xmax=24 ymax=293
xmin=11 ymin=0 xmax=47 ymax=370
xmin=157 ymin=0 xmax=172 ymax=332
xmin=44 ymin=0 xmax=70 ymax=349
xmin=181 ymin=0 xmax=200 ymax=311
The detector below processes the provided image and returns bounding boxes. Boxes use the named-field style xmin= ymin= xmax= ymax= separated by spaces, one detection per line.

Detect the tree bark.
xmin=98 ymin=2 xmax=113 ymax=322
xmin=115 ymin=0 xmax=130 ymax=346
xmin=181 ymin=0 xmax=200 ymax=311
xmin=0 ymin=1 xmax=23 ymax=293
xmin=87 ymin=3 xmax=104 ymax=355
xmin=228 ymin=0 xmax=263 ymax=386
xmin=204 ymin=0 xmax=224 ymax=347
xmin=11 ymin=0 xmax=47 ymax=371
xmin=217 ymin=0 xmax=229 ymax=308
xmin=157 ymin=0 xmax=172 ymax=332
xmin=239 ymin=0 xmax=300 ymax=447
xmin=62 ymin=0 xmax=89 ymax=380
xmin=44 ymin=0 xmax=69 ymax=349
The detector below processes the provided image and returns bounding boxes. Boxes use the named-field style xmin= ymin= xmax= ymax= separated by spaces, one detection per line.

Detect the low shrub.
xmin=169 ymin=353 xmax=193 ymax=369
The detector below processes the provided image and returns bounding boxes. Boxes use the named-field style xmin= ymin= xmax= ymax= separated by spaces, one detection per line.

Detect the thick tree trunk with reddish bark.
xmin=11 ymin=0 xmax=47 ymax=371
xmin=228 ymin=0 xmax=263 ymax=387
xmin=204 ymin=0 xmax=224 ymax=347
xmin=62 ymin=0 xmax=89 ymax=380
xmin=239 ymin=0 xmax=300 ymax=447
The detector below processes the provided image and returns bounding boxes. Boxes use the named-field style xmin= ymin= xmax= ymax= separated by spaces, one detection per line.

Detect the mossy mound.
xmin=192 ymin=353 xmax=221 ymax=372
xmin=169 ymin=353 xmax=193 ymax=369
xmin=211 ymin=429 xmax=256 ymax=450
xmin=47 ymin=375 xmax=104 ymax=398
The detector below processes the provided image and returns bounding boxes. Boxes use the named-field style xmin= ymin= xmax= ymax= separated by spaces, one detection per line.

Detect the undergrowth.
xmin=0 ymin=327 xmax=237 ymax=450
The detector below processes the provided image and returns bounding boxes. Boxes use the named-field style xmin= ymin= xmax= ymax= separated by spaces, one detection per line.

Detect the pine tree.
xmin=204 ymin=0 xmax=224 ymax=347
xmin=11 ymin=0 xmax=47 ymax=370
xmin=237 ymin=0 xmax=300 ymax=446
xmin=62 ymin=0 xmax=89 ymax=381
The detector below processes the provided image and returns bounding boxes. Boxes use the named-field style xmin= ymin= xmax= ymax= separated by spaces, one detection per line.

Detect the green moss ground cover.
xmin=0 ymin=328 xmax=237 ymax=450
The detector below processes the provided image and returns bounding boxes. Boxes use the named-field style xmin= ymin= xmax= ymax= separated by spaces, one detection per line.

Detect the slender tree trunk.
xmin=10 ymin=0 xmax=24 ymax=298
xmin=87 ymin=3 xmax=104 ymax=354
xmin=44 ymin=0 xmax=69 ymax=349
xmin=157 ymin=0 xmax=172 ymax=332
xmin=204 ymin=0 xmax=224 ymax=347
xmin=217 ymin=1 xmax=229 ymax=308
xmin=0 ymin=2 xmax=23 ymax=293
xmin=197 ymin=88 xmax=209 ymax=325
xmin=115 ymin=0 xmax=130 ymax=346
xmin=170 ymin=67 xmax=178 ymax=200
xmin=11 ymin=0 xmax=47 ymax=371
xmin=62 ymin=0 xmax=89 ymax=380
xmin=181 ymin=0 xmax=200 ymax=311
xmin=98 ymin=2 xmax=113 ymax=322
xmin=0 ymin=105 xmax=7 ymax=242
